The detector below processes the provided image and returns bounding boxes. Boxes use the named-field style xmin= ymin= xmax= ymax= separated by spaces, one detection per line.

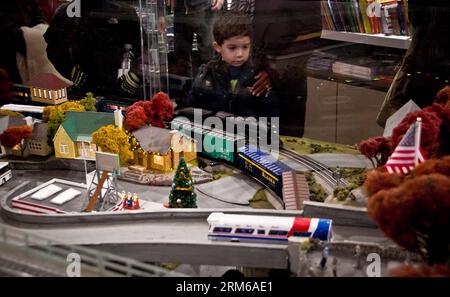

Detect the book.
xmin=328 ymin=0 xmax=345 ymax=31
xmin=358 ymin=0 xmax=373 ymax=33
xmin=321 ymin=1 xmax=336 ymax=31
xmin=396 ymin=0 xmax=409 ymax=36
xmin=385 ymin=2 xmax=401 ymax=35
xmin=332 ymin=61 xmax=375 ymax=80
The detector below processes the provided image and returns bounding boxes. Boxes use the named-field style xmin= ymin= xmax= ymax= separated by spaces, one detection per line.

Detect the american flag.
xmin=384 ymin=118 xmax=426 ymax=175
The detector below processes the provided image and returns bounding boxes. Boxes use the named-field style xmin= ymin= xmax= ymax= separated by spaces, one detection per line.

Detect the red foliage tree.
xmin=0 ymin=68 xmax=13 ymax=102
xmin=435 ymin=86 xmax=450 ymax=105
xmin=410 ymin=156 xmax=450 ymax=178
xmin=359 ymin=86 xmax=450 ymax=166
xmin=389 ymin=264 xmax=450 ymax=277
xmin=364 ymin=170 xmax=404 ymax=196
xmin=357 ymin=136 xmax=393 ymax=167
xmin=146 ymin=92 xmax=174 ymax=128
xmin=391 ymin=109 xmax=442 ymax=159
xmin=124 ymin=107 xmax=147 ymax=131
xmin=124 ymin=92 xmax=174 ymax=131
xmin=0 ymin=126 xmax=33 ymax=149
xmin=368 ymin=173 xmax=450 ymax=264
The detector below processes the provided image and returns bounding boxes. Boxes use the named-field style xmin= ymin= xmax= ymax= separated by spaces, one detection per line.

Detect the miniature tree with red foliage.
xmin=359 ymin=86 xmax=450 ymax=167
xmin=124 ymin=107 xmax=148 ymax=131
xmin=391 ymin=109 xmax=442 ymax=159
xmin=366 ymin=157 xmax=450 ymax=265
xmin=0 ymin=69 xmax=13 ymax=103
xmin=0 ymin=125 xmax=33 ymax=156
xmin=389 ymin=263 xmax=450 ymax=277
xmin=124 ymin=92 xmax=174 ymax=131
xmin=147 ymin=92 xmax=174 ymax=128
xmin=358 ymin=136 xmax=393 ymax=168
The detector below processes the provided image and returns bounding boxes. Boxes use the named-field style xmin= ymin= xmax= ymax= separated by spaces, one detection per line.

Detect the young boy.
xmin=186 ymin=11 xmax=278 ymax=117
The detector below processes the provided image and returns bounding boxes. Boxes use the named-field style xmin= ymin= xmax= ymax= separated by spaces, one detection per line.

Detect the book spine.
xmin=345 ymin=0 xmax=358 ymax=32
xmin=380 ymin=6 xmax=393 ymax=35
xmin=336 ymin=0 xmax=349 ymax=31
xmin=353 ymin=0 xmax=365 ymax=32
xmin=396 ymin=0 xmax=406 ymax=35
xmin=387 ymin=3 xmax=401 ymax=35
xmin=321 ymin=1 xmax=336 ymax=31
xmin=358 ymin=0 xmax=372 ymax=33
xmin=328 ymin=0 xmax=344 ymax=31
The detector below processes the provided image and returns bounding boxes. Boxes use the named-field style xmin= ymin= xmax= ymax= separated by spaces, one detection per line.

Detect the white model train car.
xmin=1 ymin=104 xmax=44 ymax=118
xmin=207 ymin=212 xmax=332 ymax=244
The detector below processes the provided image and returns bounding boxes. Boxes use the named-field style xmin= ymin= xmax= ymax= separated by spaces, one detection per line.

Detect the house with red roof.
xmin=29 ymin=73 xmax=71 ymax=105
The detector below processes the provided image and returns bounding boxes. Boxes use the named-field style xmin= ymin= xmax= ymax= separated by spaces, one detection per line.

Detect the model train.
xmin=237 ymin=145 xmax=291 ymax=196
xmin=170 ymin=116 xmax=290 ymax=197
xmin=171 ymin=116 xmax=246 ymax=163
xmin=207 ymin=212 xmax=332 ymax=243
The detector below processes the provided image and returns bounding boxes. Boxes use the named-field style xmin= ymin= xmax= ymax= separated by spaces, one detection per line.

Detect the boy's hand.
xmin=211 ymin=0 xmax=224 ymax=11
xmin=251 ymin=71 xmax=272 ymax=97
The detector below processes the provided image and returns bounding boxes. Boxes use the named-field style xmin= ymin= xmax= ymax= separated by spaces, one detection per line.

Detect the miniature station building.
xmin=29 ymin=73 xmax=71 ymax=105
xmin=132 ymin=125 xmax=197 ymax=172
xmin=53 ymin=111 xmax=117 ymax=160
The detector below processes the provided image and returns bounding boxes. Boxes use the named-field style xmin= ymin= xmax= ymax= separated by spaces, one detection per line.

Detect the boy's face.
xmin=213 ymin=36 xmax=251 ymax=67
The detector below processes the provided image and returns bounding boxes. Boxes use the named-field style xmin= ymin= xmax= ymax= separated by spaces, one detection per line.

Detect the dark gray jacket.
xmin=174 ymin=0 xmax=212 ymax=13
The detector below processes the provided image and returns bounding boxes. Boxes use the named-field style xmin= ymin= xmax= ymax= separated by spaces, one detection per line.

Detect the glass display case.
xmin=0 ymin=0 xmax=449 ymax=278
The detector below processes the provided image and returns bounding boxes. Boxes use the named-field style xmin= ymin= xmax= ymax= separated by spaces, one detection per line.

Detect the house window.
xmin=38 ymin=89 xmax=42 ymax=98
xmin=58 ymin=89 xmax=62 ymax=98
xmin=43 ymin=90 xmax=47 ymax=98
xmin=33 ymin=88 xmax=37 ymax=97
xmin=59 ymin=143 xmax=69 ymax=154
xmin=49 ymin=91 xmax=52 ymax=99
xmin=54 ymin=90 xmax=59 ymax=99
xmin=153 ymin=155 xmax=164 ymax=166
xmin=62 ymin=88 xmax=66 ymax=97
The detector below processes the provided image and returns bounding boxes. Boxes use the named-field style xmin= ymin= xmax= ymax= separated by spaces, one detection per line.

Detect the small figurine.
xmin=126 ymin=192 xmax=133 ymax=208
xmin=354 ymin=245 xmax=363 ymax=270
xmin=132 ymin=192 xmax=140 ymax=209
xmin=332 ymin=257 xmax=338 ymax=277
xmin=319 ymin=245 xmax=329 ymax=270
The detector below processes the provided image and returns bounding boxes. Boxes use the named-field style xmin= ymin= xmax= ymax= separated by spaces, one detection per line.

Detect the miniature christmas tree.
xmin=168 ymin=158 xmax=197 ymax=208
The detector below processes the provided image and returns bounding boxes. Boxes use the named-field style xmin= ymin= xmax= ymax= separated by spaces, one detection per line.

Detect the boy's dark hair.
xmin=213 ymin=11 xmax=252 ymax=45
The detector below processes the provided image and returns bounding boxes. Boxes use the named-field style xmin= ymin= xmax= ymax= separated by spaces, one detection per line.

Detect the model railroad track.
xmin=0 ymin=255 xmax=63 ymax=277
xmin=280 ymin=148 xmax=349 ymax=190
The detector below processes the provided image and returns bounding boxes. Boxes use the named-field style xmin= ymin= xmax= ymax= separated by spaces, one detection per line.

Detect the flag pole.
xmin=414 ymin=117 xmax=422 ymax=166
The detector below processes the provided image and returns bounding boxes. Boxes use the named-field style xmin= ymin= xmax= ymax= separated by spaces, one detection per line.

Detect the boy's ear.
xmin=213 ymin=41 xmax=222 ymax=54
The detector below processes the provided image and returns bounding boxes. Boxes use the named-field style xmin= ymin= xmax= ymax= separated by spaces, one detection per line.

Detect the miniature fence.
xmin=0 ymin=223 xmax=187 ymax=277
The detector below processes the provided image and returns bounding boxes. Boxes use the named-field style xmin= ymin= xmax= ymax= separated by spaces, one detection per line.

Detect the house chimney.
xmin=114 ymin=110 xmax=123 ymax=129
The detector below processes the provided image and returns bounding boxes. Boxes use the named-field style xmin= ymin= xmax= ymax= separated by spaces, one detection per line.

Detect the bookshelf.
xmin=321 ymin=30 xmax=411 ymax=49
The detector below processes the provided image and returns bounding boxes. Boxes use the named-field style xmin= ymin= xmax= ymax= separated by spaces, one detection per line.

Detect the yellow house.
xmin=29 ymin=73 xmax=72 ymax=105
xmin=132 ymin=125 xmax=196 ymax=171
xmin=53 ymin=111 xmax=116 ymax=160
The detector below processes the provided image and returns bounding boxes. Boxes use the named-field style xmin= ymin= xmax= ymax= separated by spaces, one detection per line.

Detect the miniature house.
xmin=29 ymin=73 xmax=71 ymax=105
xmin=27 ymin=122 xmax=53 ymax=157
xmin=132 ymin=125 xmax=197 ymax=172
xmin=53 ymin=111 xmax=116 ymax=160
